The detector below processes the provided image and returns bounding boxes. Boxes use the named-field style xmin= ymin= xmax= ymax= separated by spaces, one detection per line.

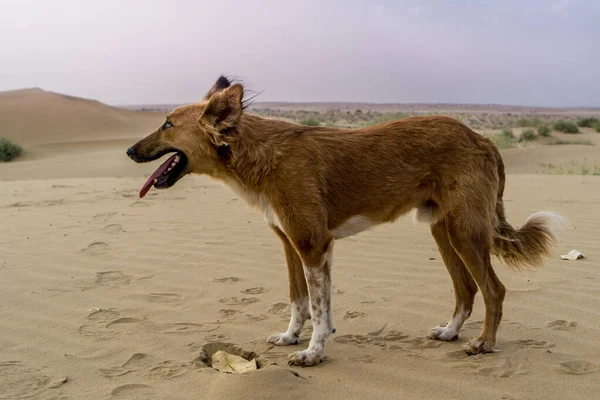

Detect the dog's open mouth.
xmin=139 ymin=151 xmax=188 ymax=198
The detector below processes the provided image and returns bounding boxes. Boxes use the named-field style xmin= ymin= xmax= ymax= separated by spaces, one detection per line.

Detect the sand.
xmin=1 ymin=90 xmax=599 ymax=399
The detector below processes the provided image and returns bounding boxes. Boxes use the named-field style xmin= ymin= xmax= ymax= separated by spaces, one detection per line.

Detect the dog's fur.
xmin=127 ymin=76 xmax=566 ymax=366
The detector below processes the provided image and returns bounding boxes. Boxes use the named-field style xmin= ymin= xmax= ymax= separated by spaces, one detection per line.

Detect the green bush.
xmin=298 ymin=118 xmax=320 ymax=126
xmin=501 ymin=128 xmax=515 ymax=139
xmin=537 ymin=124 xmax=552 ymax=137
xmin=490 ymin=130 xmax=516 ymax=149
xmin=576 ymin=117 xmax=599 ymax=128
xmin=519 ymin=129 xmax=537 ymax=142
xmin=596 ymin=125 xmax=600 ymax=133
xmin=0 ymin=138 xmax=22 ymax=162
xmin=553 ymin=120 xmax=579 ymax=134
xmin=515 ymin=117 xmax=541 ymax=127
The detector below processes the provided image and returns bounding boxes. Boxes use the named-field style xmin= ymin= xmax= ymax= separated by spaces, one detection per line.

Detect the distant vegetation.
xmin=490 ymin=129 xmax=516 ymax=149
xmin=249 ymin=108 xmax=598 ymax=150
xmin=298 ymin=117 xmax=321 ymax=126
xmin=537 ymin=124 xmax=552 ymax=137
xmin=549 ymin=138 xmax=594 ymax=146
xmin=519 ymin=129 xmax=537 ymax=142
xmin=540 ymin=159 xmax=600 ymax=176
xmin=0 ymin=138 xmax=22 ymax=162
xmin=577 ymin=117 xmax=599 ymax=128
xmin=552 ymin=120 xmax=580 ymax=134
xmin=515 ymin=117 xmax=542 ymax=127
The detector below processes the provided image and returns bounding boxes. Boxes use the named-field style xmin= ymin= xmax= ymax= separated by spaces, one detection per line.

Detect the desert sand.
xmin=1 ymin=89 xmax=599 ymax=399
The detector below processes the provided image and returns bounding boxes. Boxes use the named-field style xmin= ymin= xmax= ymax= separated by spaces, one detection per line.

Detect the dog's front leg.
xmin=267 ymin=226 xmax=311 ymax=346
xmin=288 ymin=239 xmax=335 ymax=367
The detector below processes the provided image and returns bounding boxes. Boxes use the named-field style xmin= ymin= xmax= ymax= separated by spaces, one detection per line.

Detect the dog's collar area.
xmin=216 ymin=143 xmax=232 ymax=166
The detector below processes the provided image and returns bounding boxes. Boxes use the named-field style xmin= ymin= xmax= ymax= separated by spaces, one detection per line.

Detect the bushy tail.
xmin=492 ymin=211 xmax=568 ymax=269
xmin=490 ymin=145 xmax=567 ymax=269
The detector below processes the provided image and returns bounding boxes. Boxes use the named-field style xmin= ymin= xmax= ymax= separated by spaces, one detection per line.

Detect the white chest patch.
xmin=223 ymin=179 xmax=283 ymax=231
xmin=331 ymin=215 xmax=375 ymax=239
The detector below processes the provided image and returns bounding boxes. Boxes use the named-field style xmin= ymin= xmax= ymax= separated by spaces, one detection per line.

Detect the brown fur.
xmin=127 ymin=76 xmax=565 ymax=365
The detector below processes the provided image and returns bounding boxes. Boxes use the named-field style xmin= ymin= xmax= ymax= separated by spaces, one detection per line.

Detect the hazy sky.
xmin=1 ymin=0 xmax=598 ymax=107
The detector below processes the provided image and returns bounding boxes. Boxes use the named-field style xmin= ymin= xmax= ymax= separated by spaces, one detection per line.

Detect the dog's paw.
xmin=428 ymin=324 xmax=459 ymax=341
xmin=288 ymin=349 xmax=323 ymax=367
xmin=464 ymin=337 xmax=496 ymax=355
xmin=267 ymin=332 xmax=299 ymax=346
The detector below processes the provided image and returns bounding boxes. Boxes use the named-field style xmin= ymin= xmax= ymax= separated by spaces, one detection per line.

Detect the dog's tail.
xmin=490 ymin=150 xmax=567 ymax=269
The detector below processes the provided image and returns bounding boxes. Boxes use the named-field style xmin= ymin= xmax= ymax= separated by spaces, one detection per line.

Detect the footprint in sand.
xmin=213 ymin=277 xmax=240 ymax=283
xmin=507 ymin=339 xmax=555 ymax=349
xmin=268 ymin=303 xmax=289 ymax=315
xmin=79 ymin=309 xmax=125 ymax=341
xmin=80 ymin=309 xmax=221 ymax=341
xmin=335 ymin=327 xmax=409 ymax=351
xmin=135 ymin=293 xmax=182 ymax=303
xmin=81 ymin=241 xmax=110 ymax=256
xmin=93 ymin=212 xmax=117 ymax=222
xmin=475 ymin=359 xmax=529 ymax=378
xmin=100 ymin=353 xmax=154 ymax=378
xmin=92 ymin=271 xmax=133 ymax=288
xmin=129 ymin=201 xmax=149 ymax=207
xmin=218 ymin=296 xmax=259 ymax=306
xmin=349 ymin=355 xmax=376 ymax=363
xmin=101 ymin=224 xmax=123 ymax=234
xmin=558 ymin=360 xmax=599 ymax=375
xmin=443 ymin=351 xmax=528 ymax=378
xmin=219 ymin=309 xmax=242 ymax=319
xmin=335 ymin=325 xmax=442 ymax=352
xmin=203 ymin=333 xmax=229 ymax=343
xmin=148 ymin=360 xmax=190 ymax=379
xmin=463 ymin=320 xmax=483 ymax=330
xmin=246 ymin=314 xmax=269 ymax=321
xmin=0 ymin=361 xmax=51 ymax=399
xmin=111 ymin=383 xmax=158 ymax=399
xmin=547 ymin=320 xmax=578 ymax=330
xmin=343 ymin=311 xmax=366 ymax=320
xmin=241 ymin=287 xmax=267 ymax=295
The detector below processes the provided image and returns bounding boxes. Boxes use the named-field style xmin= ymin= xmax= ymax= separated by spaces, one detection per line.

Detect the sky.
xmin=0 ymin=0 xmax=598 ymax=107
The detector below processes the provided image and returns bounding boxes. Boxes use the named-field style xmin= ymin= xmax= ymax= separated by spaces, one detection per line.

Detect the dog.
xmin=126 ymin=75 xmax=565 ymax=367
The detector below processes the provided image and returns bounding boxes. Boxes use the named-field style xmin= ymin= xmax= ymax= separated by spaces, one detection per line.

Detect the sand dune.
xmin=1 ymin=92 xmax=599 ymax=399
xmin=0 ymin=88 xmax=165 ymax=145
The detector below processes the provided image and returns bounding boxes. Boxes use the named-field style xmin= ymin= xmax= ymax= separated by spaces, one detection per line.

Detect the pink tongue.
xmin=139 ymin=153 xmax=178 ymax=198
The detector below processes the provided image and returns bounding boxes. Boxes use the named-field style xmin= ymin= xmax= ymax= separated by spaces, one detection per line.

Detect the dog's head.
xmin=126 ymin=75 xmax=246 ymax=198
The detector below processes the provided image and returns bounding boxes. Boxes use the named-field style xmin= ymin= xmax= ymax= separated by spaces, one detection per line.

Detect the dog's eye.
xmin=162 ymin=121 xmax=173 ymax=130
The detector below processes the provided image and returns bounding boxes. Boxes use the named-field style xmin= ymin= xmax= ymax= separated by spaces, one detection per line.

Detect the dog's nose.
xmin=126 ymin=147 xmax=134 ymax=157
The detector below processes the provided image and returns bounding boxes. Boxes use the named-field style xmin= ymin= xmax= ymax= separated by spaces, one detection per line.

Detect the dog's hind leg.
xmin=446 ymin=213 xmax=506 ymax=355
xmin=267 ymin=226 xmax=311 ymax=346
xmin=428 ymin=219 xmax=478 ymax=341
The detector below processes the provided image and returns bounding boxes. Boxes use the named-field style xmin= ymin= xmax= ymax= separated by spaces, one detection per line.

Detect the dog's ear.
xmin=200 ymin=83 xmax=244 ymax=135
xmin=203 ymin=75 xmax=231 ymax=100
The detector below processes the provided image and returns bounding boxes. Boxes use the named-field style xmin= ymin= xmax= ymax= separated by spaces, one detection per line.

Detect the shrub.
xmin=519 ymin=129 xmax=537 ymax=142
xmin=298 ymin=118 xmax=320 ymax=126
xmin=490 ymin=130 xmax=516 ymax=149
xmin=0 ymin=138 xmax=22 ymax=162
xmin=501 ymin=128 xmax=515 ymax=138
xmin=537 ymin=124 xmax=552 ymax=137
xmin=553 ymin=120 xmax=579 ymax=134
xmin=576 ymin=117 xmax=599 ymax=128
xmin=515 ymin=117 xmax=541 ymax=127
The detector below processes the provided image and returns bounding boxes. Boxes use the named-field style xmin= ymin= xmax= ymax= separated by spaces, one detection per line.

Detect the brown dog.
xmin=126 ymin=75 xmax=565 ymax=367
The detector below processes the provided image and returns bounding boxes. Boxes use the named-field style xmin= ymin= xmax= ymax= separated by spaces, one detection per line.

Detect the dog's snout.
xmin=126 ymin=147 xmax=135 ymax=157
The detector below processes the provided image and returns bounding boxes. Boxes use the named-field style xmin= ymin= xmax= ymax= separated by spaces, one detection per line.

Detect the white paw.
xmin=428 ymin=324 xmax=459 ymax=341
xmin=288 ymin=348 xmax=323 ymax=367
xmin=266 ymin=332 xmax=299 ymax=346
